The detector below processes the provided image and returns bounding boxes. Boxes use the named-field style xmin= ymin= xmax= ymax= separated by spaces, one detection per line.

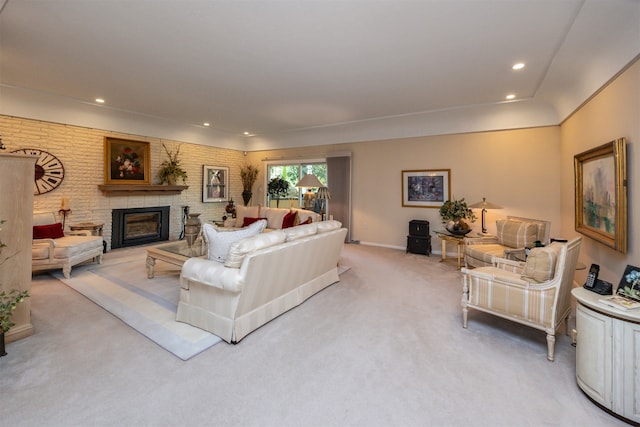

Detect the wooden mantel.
xmin=98 ymin=184 xmax=188 ymax=196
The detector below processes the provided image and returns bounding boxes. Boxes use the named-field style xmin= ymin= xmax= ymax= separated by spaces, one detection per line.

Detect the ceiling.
xmin=1 ymin=0 xmax=639 ymax=151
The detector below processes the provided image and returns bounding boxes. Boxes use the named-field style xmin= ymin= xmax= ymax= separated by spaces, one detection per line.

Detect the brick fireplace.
xmin=111 ymin=206 xmax=170 ymax=249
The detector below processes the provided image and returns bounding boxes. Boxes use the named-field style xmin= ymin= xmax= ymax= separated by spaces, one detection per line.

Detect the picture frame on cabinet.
xmin=401 ymin=169 xmax=450 ymax=208
xmin=574 ymin=138 xmax=627 ymax=253
xmin=104 ymin=137 xmax=151 ymax=185
xmin=202 ymin=165 xmax=229 ymax=202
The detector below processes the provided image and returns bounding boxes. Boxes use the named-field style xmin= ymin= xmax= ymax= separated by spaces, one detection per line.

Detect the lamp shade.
xmin=295 ymin=174 xmax=323 ymax=188
xmin=469 ymin=197 xmax=502 ymax=210
xmin=317 ymin=187 xmax=331 ymax=200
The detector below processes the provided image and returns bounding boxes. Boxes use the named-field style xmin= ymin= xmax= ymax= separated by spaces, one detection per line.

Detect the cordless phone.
xmin=585 ymin=264 xmax=599 ymax=289
xmin=583 ymin=263 xmax=612 ymax=295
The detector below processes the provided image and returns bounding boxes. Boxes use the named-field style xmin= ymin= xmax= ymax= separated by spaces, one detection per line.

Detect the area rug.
xmin=53 ymin=251 xmax=222 ymax=361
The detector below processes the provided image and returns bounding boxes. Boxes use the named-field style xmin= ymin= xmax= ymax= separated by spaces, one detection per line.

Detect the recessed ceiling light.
xmin=512 ymin=63 xmax=525 ymax=70
xmin=95 ymin=98 xmax=105 ymax=103
xmin=203 ymin=122 xmax=210 ymax=127
xmin=506 ymin=94 xmax=516 ymax=100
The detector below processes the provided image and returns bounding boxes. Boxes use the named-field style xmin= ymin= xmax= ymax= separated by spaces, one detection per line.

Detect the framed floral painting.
xmin=574 ymin=138 xmax=627 ymax=253
xmin=402 ymin=169 xmax=450 ymax=208
xmin=616 ymin=265 xmax=640 ymax=302
xmin=104 ymin=137 xmax=150 ymax=185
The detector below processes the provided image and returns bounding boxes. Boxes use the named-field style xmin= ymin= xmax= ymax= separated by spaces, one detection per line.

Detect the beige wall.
xmin=1 ymin=58 xmax=636 ymax=264
xmin=0 ymin=117 xmax=246 ymax=249
xmin=561 ymin=59 xmax=639 ymax=286
xmin=248 ymin=126 xmax=562 ymax=250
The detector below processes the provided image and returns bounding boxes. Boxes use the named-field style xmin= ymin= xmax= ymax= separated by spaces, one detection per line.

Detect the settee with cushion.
xmin=461 ymin=237 xmax=582 ymax=361
xmin=177 ymin=219 xmax=347 ymax=343
xmin=224 ymin=205 xmax=321 ymax=231
xmin=32 ymin=212 xmax=103 ymax=278
xmin=463 ymin=216 xmax=551 ymax=268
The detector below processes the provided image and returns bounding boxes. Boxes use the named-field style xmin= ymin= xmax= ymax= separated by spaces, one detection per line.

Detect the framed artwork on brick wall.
xmin=203 ymin=165 xmax=229 ymax=202
xmin=574 ymin=138 xmax=627 ymax=253
xmin=402 ymin=169 xmax=450 ymax=208
xmin=104 ymin=137 xmax=151 ymax=185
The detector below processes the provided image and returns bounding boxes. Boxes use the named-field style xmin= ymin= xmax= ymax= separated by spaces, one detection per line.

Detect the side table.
xmin=433 ymin=230 xmax=465 ymax=268
xmin=69 ymin=222 xmax=106 ymax=253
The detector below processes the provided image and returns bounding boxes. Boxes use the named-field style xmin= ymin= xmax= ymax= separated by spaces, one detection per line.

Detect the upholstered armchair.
xmin=460 ymin=237 xmax=582 ymax=361
xmin=32 ymin=212 xmax=103 ymax=278
xmin=463 ymin=216 xmax=551 ymax=268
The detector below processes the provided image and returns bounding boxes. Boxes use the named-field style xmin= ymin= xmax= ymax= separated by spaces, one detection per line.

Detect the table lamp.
xmin=469 ymin=197 xmax=502 ymax=234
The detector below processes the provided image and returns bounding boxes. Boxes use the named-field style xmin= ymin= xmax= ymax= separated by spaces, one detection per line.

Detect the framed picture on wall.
xmin=104 ymin=137 xmax=151 ymax=185
xmin=574 ymin=138 xmax=627 ymax=253
xmin=203 ymin=165 xmax=229 ymax=202
xmin=402 ymin=169 xmax=451 ymax=208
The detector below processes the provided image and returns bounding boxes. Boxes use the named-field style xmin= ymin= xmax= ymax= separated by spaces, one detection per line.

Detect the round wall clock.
xmin=11 ymin=148 xmax=65 ymax=195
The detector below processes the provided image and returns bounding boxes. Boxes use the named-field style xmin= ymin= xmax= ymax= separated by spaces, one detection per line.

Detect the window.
xmin=266 ymin=161 xmax=327 ymax=208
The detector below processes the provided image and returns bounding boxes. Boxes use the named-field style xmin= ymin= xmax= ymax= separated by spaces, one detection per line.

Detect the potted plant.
xmin=267 ymin=177 xmax=289 ymax=208
xmin=240 ymin=164 xmax=259 ymax=206
xmin=158 ymin=143 xmax=188 ymax=185
xmin=0 ymin=290 xmax=29 ymax=356
xmin=439 ymin=198 xmax=477 ymax=235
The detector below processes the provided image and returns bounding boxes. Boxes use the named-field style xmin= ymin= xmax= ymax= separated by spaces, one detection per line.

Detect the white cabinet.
xmin=0 ymin=153 xmax=37 ymax=342
xmin=573 ymin=287 xmax=640 ymax=423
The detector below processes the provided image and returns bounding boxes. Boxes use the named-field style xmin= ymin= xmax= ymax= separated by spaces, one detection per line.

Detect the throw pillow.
xmin=242 ymin=217 xmax=268 ymax=227
xmin=203 ymin=219 xmax=266 ymax=263
xmin=282 ymin=210 xmax=298 ymax=229
xmin=496 ymin=220 xmax=538 ymax=248
xmin=33 ymin=223 xmax=65 ymax=239
xmin=299 ymin=217 xmax=312 ymax=225
xmin=225 ymin=230 xmax=287 ymax=268
xmin=521 ymin=243 xmax=561 ymax=283
xmin=262 ymin=208 xmax=289 ymax=229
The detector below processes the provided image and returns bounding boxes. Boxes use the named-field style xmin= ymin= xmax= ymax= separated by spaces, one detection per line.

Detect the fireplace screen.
xmin=125 ymin=213 xmax=160 ymax=239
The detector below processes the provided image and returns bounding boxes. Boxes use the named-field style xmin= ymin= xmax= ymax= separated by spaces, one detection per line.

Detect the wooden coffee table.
xmin=146 ymin=240 xmax=206 ymax=278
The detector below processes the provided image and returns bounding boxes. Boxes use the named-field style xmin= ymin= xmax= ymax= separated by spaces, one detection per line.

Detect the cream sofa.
xmin=32 ymin=212 xmax=103 ymax=278
xmin=177 ymin=220 xmax=347 ymax=343
xmin=224 ymin=205 xmax=321 ymax=231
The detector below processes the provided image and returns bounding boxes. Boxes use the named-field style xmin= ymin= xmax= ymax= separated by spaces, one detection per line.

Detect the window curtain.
xmin=326 ymin=153 xmax=352 ymax=242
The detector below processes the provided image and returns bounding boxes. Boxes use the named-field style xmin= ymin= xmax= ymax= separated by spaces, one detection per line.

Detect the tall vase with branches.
xmin=240 ymin=164 xmax=259 ymax=206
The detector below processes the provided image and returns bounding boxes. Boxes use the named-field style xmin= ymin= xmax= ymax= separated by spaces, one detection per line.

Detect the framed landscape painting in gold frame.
xmin=402 ymin=169 xmax=450 ymax=208
xmin=104 ymin=137 xmax=151 ymax=185
xmin=574 ymin=138 xmax=627 ymax=253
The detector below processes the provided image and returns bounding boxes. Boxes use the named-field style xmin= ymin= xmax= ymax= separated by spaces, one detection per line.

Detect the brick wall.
xmin=0 ymin=115 xmax=246 ymax=250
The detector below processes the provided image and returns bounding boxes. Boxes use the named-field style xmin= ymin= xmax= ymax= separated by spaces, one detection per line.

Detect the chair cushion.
xmin=224 ymin=230 xmax=287 ymax=268
xmin=521 ymin=243 xmax=562 ymax=283
xmin=33 ymin=223 xmax=64 ymax=239
xmin=465 ymin=244 xmax=507 ymax=265
xmin=261 ymin=208 xmax=289 ymax=230
xmin=496 ymin=220 xmax=538 ymax=248
xmin=203 ymin=219 xmax=266 ymax=263
xmin=235 ymin=205 xmax=260 ymax=228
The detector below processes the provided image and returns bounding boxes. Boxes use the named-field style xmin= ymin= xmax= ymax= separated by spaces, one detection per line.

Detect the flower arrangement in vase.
xmin=439 ymin=198 xmax=477 ymax=235
xmin=158 ymin=143 xmax=188 ymax=185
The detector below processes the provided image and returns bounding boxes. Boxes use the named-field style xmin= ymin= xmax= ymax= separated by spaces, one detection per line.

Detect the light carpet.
xmin=53 ymin=249 xmax=222 ymax=360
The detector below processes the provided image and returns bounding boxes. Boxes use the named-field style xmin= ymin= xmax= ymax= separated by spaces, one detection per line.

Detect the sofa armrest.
xmin=180 ymin=258 xmax=244 ymax=293
xmin=33 ymin=238 xmax=57 ymax=262
xmin=492 ymin=257 xmax=525 ymax=273
xmin=66 ymin=230 xmax=91 ymax=236
xmin=464 ymin=236 xmax=499 ymax=245
xmin=223 ymin=218 xmax=237 ymax=227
